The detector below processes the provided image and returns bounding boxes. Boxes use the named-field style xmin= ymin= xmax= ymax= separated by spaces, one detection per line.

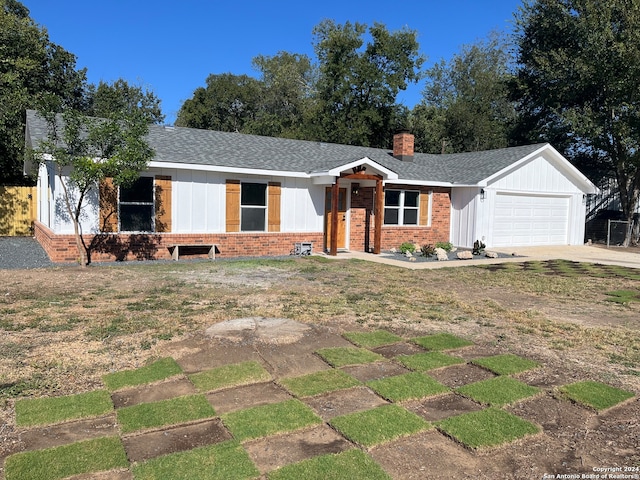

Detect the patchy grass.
xmin=396 ymin=352 xmax=465 ymax=371
xmin=117 ymin=394 xmax=215 ymax=433
xmin=343 ymin=330 xmax=402 ymax=348
xmin=329 ymin=404 xmax=430 ymax=448
xmin=15 ymin=390 xmax=113 ymax=427
xmin=472 ymin=354 xmax=540 ymax=375
xmin=268 ymin=449 xmax=391 ymax=480
xmin=2 ymin=257 xmax=639 ymax=436
xmin=280 ymin=369 xmax=360 ymax=397
xmin=315 ymin=347 xmax=384 ymax=367
xmin=221 ymin=399 xmax=322 ymax=442
xmin=189 ymin=361 xmax=271 ymax=392
xmin=604 ymin=289 xmax=640 ymax=304
xmin=558 ymin=381 xmax=635 ymax=411
xmin=4 ymin=436 xmax=128 ymax=480
xmin=366 ymin=372 xmax=449 ymax=402
xmin=411 ymin=333 xmax=473 ymax=351
xmin=0 ymin=376 xmax=52 ymax=400
xmin=132 ymin=440 xmax=259 ymax=480
xmin=102 ymin=357 xmax=183 ymax=391
xmin=456 ymin=377 xmax=540 ymax=406
xmin=436 ymin=408 xmax=540 ymax=449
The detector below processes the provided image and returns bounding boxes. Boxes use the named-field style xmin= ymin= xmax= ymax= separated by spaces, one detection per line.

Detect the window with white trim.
xmin=384 ymin=189 xmax=419 ymax=225
xmin=119 ymin=177 xmax=154 ymax=232
xmin=241 ymin=182 xmax=267 ymax=231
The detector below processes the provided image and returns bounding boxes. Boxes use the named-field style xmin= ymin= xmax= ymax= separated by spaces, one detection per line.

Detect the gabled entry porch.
xmin=311 ymin=157 xmax=398 ymax=256
xmin=326 ymin=172 xmax=384 ymax=256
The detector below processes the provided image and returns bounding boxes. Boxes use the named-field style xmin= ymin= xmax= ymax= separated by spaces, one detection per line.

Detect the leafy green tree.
xmin=175 ymin=73 xmax=262 ymax=132
xmin=413 ymin=33 xmax=516 ymax=153
xmin=247 ymin=51 xmax=315 ymax=138
xmin=513 ymin=0 xmax=640 ymax=243
xmin=0 ymin=0 xmax=86 ymax=184
xmin=309 ymin=20 xmax=424 ymax=147
xmin=33 ymin=109 xmax=154 ymax=266
xmin=86 ymin=79 xmax=165 ymax=125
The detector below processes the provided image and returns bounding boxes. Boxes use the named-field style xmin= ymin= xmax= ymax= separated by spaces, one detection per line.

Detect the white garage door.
xmin=492 ymin=194 xmax=569 ymax=247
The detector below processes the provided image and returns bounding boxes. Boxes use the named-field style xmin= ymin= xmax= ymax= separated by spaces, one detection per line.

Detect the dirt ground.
xmin=0 ymin=257 xmax=639 ymax=478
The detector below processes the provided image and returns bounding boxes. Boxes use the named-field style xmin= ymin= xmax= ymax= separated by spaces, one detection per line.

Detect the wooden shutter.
xmin=419 ymin=191 xmax=430 ymax=226
xmin=155 ymin=175 xmax=172 ymax=233
xmin=268 ymin=182 xmax=281 ymax=232
xmin=226 ymin=179 xmax=240 ymax=232
xmin=99 ymin=177 xmax=118 ymax=232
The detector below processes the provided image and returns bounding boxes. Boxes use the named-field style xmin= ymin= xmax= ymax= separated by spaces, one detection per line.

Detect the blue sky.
xmin=24 ymin=1 xmax=522 ymax=125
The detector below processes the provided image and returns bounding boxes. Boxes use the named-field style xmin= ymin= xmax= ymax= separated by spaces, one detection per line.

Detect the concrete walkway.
xmin=326 ymin=245 xmax=640 ymax=270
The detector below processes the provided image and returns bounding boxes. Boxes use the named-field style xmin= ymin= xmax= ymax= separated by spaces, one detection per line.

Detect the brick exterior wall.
xmin=34 ymin=221 xmax=323 ymax=263
xmin=34 ymin=184 xmax=451 ymax=262
xmin=349 ymin=186 xmax=451 ymax=252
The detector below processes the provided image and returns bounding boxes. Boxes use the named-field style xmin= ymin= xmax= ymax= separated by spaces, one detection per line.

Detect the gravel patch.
xmin=380 ymin=248 xmax=516 ymax=264
xmin=0 ymin=236 xmax=52 ymax=270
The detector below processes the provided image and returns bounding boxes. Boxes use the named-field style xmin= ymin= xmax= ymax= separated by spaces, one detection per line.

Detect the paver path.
xmin=2 ymin=319 xmax=637 ymax=480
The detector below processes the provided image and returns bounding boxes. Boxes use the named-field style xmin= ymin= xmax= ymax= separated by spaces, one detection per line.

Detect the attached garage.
xmin=450 ymin=144 xmax=598 ymax=249
xmin=492 ymin=194 xmax=570 ymax=247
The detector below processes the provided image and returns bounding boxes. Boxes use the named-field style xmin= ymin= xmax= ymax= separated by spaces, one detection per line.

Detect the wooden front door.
xmin=325 ymin=187 xmax=347 ymax=249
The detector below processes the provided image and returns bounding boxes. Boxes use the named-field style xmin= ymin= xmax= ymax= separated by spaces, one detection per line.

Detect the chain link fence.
xmin=607 ymin=219 xmax=633 ymax=247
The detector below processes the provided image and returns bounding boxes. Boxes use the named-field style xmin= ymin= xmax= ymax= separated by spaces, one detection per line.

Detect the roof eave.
xmin=385 ymin=179 xmax=454 ymax=187
xmin=310 ymin=157 xmax=399 ymax=180
xmin=148 ymin=160 xmax=309 ymax=178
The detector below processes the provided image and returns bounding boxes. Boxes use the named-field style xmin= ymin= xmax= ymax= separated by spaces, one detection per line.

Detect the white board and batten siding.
xmin=41 ymin=164 xmax=326 ymax=235
xmin=451 ymin=154 xmax=588 ymax=248
xmin=159 ymin=170 xmax=325 ymax=234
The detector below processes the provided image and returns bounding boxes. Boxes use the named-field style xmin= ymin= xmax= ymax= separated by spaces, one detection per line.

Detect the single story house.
xmin=25 ymin=110 xmax=598 ymax=262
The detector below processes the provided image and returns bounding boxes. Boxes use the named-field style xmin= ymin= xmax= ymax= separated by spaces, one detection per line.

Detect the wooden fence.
xmin=0 ymin=186 xmax=37 ymax=236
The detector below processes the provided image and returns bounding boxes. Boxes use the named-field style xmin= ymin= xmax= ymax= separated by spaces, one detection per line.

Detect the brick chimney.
xmin=393 ymin=131 xmax=414 ymax=162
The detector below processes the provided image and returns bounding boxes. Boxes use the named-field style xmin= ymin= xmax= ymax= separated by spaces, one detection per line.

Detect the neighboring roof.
xmin=24 ymin=110 xmax=589 ymax=189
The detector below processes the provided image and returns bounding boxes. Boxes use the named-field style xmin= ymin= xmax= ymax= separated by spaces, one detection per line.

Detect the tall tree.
xmin=86 ymin=79 xmax=165 ymax=125
xmin=413 ymin=33 xmax=516 ymax=153
xmin=175 ymin=73 xmax=262 ymax=132
xmin=513 ymin=0 xmax=640 ymax=243
xmin=309 ymin=20 xmax=424 ymax=147
xmin=0 ymin=0 xmax=86 ymax=184
xmin=33 ymin=108 xmax=154 ymax=266
xmin=248 ymin=51 xmax=315 ymax=138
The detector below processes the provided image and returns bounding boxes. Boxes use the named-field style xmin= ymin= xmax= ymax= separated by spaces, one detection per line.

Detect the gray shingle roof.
xmin=26 ymin=110 xmax=547 ymax=186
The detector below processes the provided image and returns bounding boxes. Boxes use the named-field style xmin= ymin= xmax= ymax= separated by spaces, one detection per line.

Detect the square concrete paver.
xmin=290 ymin=328 xmax=355 ymax=352
xmin=122 ymin=418 xmax=231 ymax=463
xmin=303 ymin=386 xmax=388 ymax=421
xmin=206 ymin=382 xmax=293 ymax=414
xmin=428 ymin=363 xmax=496 ymax=389
xmin=168 ymin=340 xmax=263 ymax=374
xmin=243 ymin=424 xmax=353 ymax=474
xmin=6 ymin=414 xmax=118 ymax=455
xmin=341 ymin=362 xmax=411 ymax=383
xmin=404 ymin=393 xmax=483 ymax=422
xmin=513 ymin=365 xmax=585 ymax=388
xmin=369 ymin=429 xmax=481 ymax=480
xmin=506 ymin=394 xmax=594 ymax=435
xmin=372 ymin=342 xmax=426 ymax=358
xmin=111 ymin=377 xmax=197 ymax=408
xmin=257 ymin=350 xmax=332 ymax=378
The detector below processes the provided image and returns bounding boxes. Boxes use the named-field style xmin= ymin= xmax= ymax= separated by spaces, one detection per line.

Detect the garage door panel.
xmin=492 ymin=194 xmax=569 ymax=247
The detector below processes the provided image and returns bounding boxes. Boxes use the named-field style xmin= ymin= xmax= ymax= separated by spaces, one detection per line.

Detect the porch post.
xmin=373 ymin=178 xmax=383 ymax=254
xmin=330 ymin=178 xmax=339 ymax=256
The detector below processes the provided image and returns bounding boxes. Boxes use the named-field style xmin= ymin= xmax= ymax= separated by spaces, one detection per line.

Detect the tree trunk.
xmin=58 ymin=173 xmax=89 ymax=267
xmin=72 ymin=219 xmax=89 ymax=266
xmin=616 ymin=165 xmax=640 ymax=247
